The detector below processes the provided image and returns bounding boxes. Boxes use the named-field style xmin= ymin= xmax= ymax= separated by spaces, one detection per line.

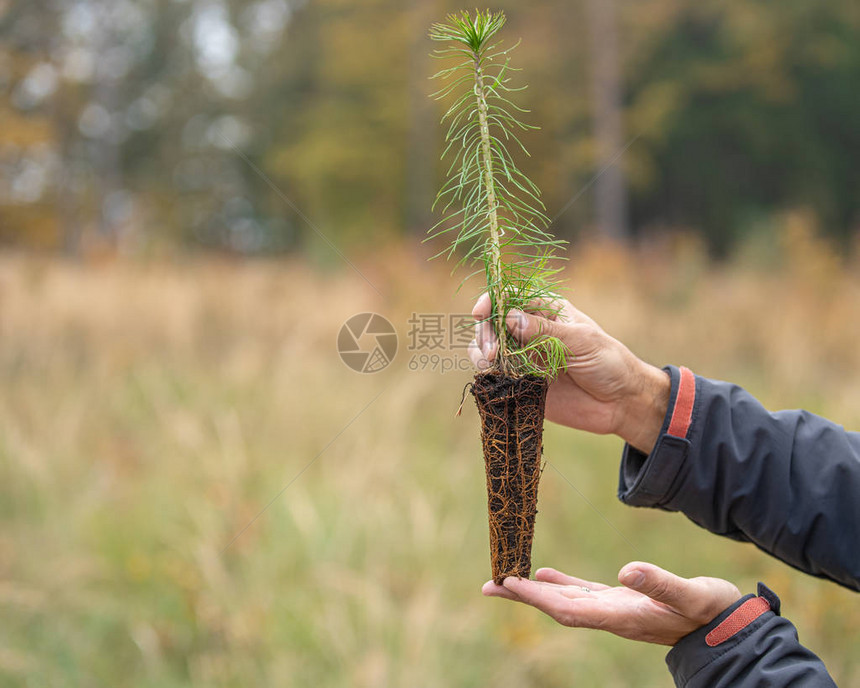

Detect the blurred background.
xmin=1 ymin=0 xmax=859 ymax=686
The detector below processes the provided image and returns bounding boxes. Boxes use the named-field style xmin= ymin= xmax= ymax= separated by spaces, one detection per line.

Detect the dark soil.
xmin=471 ymin=371 xmax=549 ymax=585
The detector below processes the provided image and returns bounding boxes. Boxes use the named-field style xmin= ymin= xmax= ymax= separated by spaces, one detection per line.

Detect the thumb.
xmin=618 ymin=561 xmax=694 ymax=611
xmin=506 ymin=308 xmax=566 ymax=346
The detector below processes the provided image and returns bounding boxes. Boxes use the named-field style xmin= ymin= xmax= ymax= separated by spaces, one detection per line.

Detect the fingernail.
xmin=622 ymin=570 xmax=645 ymax=587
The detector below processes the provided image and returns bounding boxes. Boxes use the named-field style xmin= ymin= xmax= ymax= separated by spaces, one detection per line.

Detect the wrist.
xmin=617 ymin=363 xmax=671 ymax=454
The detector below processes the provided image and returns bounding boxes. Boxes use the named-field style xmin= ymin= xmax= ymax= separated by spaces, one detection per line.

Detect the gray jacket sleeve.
xmin=666 ymin=584 xmax=835 ymax=687
xmin=617 ymin=365 xmax=857 ymax=686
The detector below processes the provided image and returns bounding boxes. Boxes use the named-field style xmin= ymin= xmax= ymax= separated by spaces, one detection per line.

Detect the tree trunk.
xmin=586 ymin=0 xmax=629 ymax=241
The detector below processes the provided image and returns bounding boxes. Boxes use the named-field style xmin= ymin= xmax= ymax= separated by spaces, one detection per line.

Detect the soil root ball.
xmin=471 ymin=371 xmax=549 ymax=585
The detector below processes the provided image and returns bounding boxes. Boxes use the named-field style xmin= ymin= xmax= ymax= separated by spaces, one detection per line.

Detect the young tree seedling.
xmin=428 ymin=9 xmax=568 ymax=583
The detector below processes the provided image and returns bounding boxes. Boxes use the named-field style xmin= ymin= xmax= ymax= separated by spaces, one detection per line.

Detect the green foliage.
xmin=624 ymin=1 xmax=860 ymax=255
xmin=428 ymin=9 xmax=567 ymax=378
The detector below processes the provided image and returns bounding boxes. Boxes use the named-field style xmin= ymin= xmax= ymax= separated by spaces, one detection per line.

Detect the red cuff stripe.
xmin=705 ymin=597 xmax=771 ymax=647
xmin=667 ymin=366 xmax=696 ymax=438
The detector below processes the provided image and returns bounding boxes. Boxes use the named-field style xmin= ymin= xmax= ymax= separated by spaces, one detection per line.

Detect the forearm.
xmin=618 ymin=366 xmax=860 ymax=591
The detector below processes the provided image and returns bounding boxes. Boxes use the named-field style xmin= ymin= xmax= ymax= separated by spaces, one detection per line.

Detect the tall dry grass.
xmin=1 ymin=221 xmax=859 ymax=686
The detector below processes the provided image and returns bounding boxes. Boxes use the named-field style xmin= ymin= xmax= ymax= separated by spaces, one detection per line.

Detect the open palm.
xmin=483 ymin=562 xmax=741 ymax=647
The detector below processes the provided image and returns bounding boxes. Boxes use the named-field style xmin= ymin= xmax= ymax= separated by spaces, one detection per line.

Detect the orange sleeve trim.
xmin=667 ymin=366 xmax=696 ymax=438
xmin=705 ymin=597 xmax=771 ymax=647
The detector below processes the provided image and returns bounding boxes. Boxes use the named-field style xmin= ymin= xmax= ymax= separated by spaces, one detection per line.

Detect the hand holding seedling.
xmin=470 ymin=293 xmax=671 ymax=454
xmin=468 ymin=291 xmax=735 ymax=645
xmin=472 ymin=296 xmax=746 ymax=646
xmin=482 ymin=562 xmax=742 ymax=647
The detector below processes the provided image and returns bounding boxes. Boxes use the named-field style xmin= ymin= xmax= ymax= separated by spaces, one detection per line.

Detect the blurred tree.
xmin=624 ymin=0 xmax=860 ymax=255
xmin=0 ymin=0 xmax=299 ymax=255
xmin=586 ymin=0 xmax=629 ymax=240
xmin=0 ymin=0 xmax=857 ymax=256
xmin=404 ymin=0 xmax=437 ymax=236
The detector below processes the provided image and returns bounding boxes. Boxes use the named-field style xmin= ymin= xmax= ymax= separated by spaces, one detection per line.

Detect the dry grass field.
xmin=2 ymin=224 xmax=860 ymax=686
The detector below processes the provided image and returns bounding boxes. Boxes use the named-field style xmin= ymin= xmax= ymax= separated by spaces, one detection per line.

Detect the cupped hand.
xmin=468 ymin=293 xmax=670 ymax=453
xmin=482 ymin=562 xmax=742 ymax=646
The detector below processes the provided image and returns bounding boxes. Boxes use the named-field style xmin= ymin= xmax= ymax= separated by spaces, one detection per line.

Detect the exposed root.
xmin=471 ymin=371 xmax=549 ymax=584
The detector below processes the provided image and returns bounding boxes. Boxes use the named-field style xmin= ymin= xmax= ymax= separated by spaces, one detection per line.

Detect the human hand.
xmin=482 ymin=562 xmax=742 ymax=646
xmin=468 ymin=293 xmax=670 ymax=454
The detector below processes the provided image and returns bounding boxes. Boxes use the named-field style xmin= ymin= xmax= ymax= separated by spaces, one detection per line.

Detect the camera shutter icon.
xmin=337 ymin=313 xmax=398 ymax=373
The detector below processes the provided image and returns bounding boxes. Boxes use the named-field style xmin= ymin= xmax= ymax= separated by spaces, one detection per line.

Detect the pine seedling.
xmin=427 ymin=9 xmax=566 ymax=585
xmin=428 ymin=9 xmax=567 ymax=377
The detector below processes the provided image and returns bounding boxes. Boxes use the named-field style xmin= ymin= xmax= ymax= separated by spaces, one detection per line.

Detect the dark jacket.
xmin=618 ymin=365 xmax=859 ymax=686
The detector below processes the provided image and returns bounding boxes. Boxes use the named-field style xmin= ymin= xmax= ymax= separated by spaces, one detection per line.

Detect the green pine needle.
xmin=428 ymin=9 xmax=567 ymax=378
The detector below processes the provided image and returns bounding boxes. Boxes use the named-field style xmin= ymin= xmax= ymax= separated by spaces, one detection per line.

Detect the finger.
xmin=475 ymin=292 xmax=598 ymax=330
xmin=559 ymin=301 xmax=598 ymax=327
xmin=507 ymin=579 xmax=592 ymax=598
xmin=535 ymin=567 xmax=611 ymax=591
xmin=502 ymin=578 xmax=608 ymax=628
xmin=516 ymin=297 xmax=597 ymax=327
xmin=468 ymin=339 xmax=492 ymax=371
xmin=475 ymin=290 xmax=566 ymax=322
xmin=482 ymin=580 xmax=520 ymax=601
xmin=476 ymin=318 xmax=497 ymax=361
xmin=618 ymin=561 xmax=693 ymax=611
xmin=472 ymin=292 xmax=491 ymax=320
xmin=538 ymin=582 xmax=595 ymax=600
xmin=504 ymin=578 xmax=618 ymax=632
xmin=502 ymin=577 xmax=572 ymax=623
xmin=506 ymin=309 xmax=568 ymax=346
xmin=514 ymin=296 xmax=567 ymax=321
